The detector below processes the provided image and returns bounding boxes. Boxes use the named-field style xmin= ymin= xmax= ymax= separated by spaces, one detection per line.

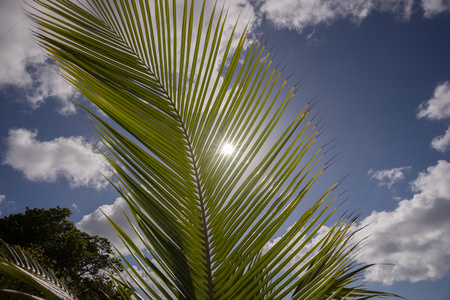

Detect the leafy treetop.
xmin=0 ymin=206 xmax=124 ymax=299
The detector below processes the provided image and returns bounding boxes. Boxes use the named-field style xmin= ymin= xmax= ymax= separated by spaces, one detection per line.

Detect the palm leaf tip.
xmin=23 ymin=0 xmax=401 ymax=299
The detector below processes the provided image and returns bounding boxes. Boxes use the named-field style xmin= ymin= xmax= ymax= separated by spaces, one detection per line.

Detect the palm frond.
xmin=0 ymin=289 xmax=47 ymax=300
xmin=0 ymin=239 xmax=77 ymax=300
xmin=16 ymin=0 xmax=400 ymax=299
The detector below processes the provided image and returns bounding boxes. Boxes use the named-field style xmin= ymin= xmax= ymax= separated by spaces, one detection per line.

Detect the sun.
xmin=220 ymin=143 xmax=235 ymax=155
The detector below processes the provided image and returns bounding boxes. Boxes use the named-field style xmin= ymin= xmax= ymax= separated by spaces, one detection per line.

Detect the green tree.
xmin=0 ymin=207 xmax=123 ymax=299
xmin=0 ymin=0 xmax=399 ymax=299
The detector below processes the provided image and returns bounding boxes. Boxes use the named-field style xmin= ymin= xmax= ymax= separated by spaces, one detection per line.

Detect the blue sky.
xmin=1 ymin=0 xmax=450 ymax=299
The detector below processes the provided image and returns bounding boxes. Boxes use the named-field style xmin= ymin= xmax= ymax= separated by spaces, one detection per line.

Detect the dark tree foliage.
xmin=0 ymin=206 xmax=124 ymax=299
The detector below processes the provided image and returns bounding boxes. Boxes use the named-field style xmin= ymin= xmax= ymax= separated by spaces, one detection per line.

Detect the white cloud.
xmin=431 ymin=125 xmax=450 ymax=152
xmin=0 ymin=194 xmax=17 ymax=217
xmin=76 ymin=197 xmax=145 ymax=255
xmin=0 ymin=0 xmax=78 ymax=115
xmin=0 ymin=0 xmax=42 ymax=86
xmin=122 ymin=265 xmax=156 ymax=289
xmin=417 ymin=81 xmax=450 ymax=121
xmin=170 ymin=0 xmax=259 ymax=103
xmin=79 ymin=199 xmax=175 ymax=297
xmin=263 ymin=225 xmax=333 ymax=276
xmin=258 ymin=0 xmax=370 ymax=31
xmin=0 ymin=194 xmax=5 ymax=216
xmin=71 ymin=203 xmax=80 ymax=212
xmin=358 ymin=160 xmax=450 ymax=284
xmin=122 ymin=264 xmax=176 ymax=298
xmin=2 ymin=128 xmax=111 ymax=190
xmin=416 ymin=81 xmax=450 ymax=152
xmin=422 ymin=0 xmax=450 ymax=17
xmin=368 ymin=166 xmax=411 ymax=188
xmin=24 ymin=63 xmax=78 ymax=115
xmin=1 ymin=0 xmax=258 ymax=115
xmin=257 ymin=0 xmax=449 ymax=33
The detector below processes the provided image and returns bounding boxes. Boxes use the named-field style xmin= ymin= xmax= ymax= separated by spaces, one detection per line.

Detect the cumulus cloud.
xmin=358 ymin=160 xmax=450 ymax=284
xmin=171 ymin=0 xmax=258 ymax=102
xmin=78 ymin=198 xmax=176 ymax=297
xmin=23 ymin=63 xmax=78 ymax=115
xmin=122 ymin=264 xmax=176 ymax=298
xmin=257 ymin=0 xmax=449 ymax=33
xmin=2 ymin=0 xmax=259 ymax=115
xmin=368 ymin=166 xmax=411 ymax=188
xmin=76 ymin=197 xmax=145 ymax=255
xmin=417 ymin=81 xmax=450 ymax=121
xmin=416 ymin=81 xmax=450 ymax=152
xmin=422 ymin=0 xmax=450 ymax=17
xmin=262 ymin=225 xmax=333 ymax=276
xmin=0 ymin=0 xmax=78 ymax=115
xmin=0 ymin=0 xmax=42 ymax=86
xmin=0 ymin=194 xmax=18 ymax=217
xmin=71 ymin=203 xmax=80 ymax=212
xmin=431 ymin=125 xmax=450 ymax=152
xmin=258 ymin=0 xmax=375 ymax=32
xmin=2 ymin=128 xmax=111 ymax=189
xmin=0 ymin=194 xmax=5 ymax=216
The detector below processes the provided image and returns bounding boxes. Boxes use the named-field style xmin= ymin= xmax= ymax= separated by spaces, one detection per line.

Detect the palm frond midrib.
xmin=88 ymin=5 xmax=215 ymax=298
xmin=171 ymin=103 xmax=215 ymax=299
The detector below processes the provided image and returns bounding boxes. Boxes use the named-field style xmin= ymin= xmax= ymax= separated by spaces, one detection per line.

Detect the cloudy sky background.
xmin=1 ymin=0 xmax=450 ymax=299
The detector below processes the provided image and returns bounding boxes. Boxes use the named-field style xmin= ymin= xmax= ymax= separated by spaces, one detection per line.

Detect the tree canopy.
xmin=0 ymin=207 xmax=123 ymax=299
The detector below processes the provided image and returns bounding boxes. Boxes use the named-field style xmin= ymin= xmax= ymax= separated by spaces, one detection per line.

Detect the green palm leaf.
xmin=0 ymin=239 xmax=77 ymax=300
xmin=0 ymin=0 xmax=400 ymax=299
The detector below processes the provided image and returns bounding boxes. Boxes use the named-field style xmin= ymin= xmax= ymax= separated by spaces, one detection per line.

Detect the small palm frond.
xmin=14 ymin=0 xmax=400 ymax=299
xmin=0 ymin=239 xmax=77 ymax=300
